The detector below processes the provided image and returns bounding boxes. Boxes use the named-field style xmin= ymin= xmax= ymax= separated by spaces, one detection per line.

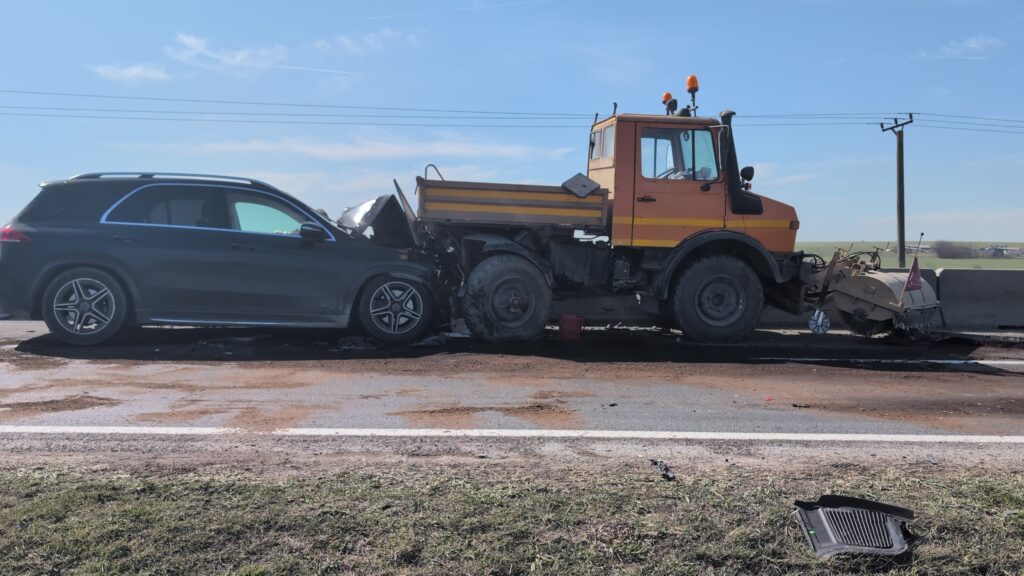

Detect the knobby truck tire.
xmin=671 ymin=255 xmax=764 ymax=343
xmin=462 ymin=254 xmax=551 ymax=342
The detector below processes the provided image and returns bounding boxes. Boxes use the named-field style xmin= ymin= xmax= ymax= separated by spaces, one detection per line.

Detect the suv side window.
xmin=106 ymin=185 xmax=230 ymax=229
xmin=226 ymin=191 xmax=306 ymax=236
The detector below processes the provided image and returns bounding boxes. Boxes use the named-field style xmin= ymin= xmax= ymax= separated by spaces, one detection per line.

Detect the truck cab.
xmin=588 ymin=113 xmax=799 ymax=254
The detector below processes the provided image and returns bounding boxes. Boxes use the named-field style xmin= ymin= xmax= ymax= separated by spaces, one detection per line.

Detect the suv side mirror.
xmin=299 ymin=221 xmax=329 ymax=241
xmin=740 ymin=166 xmax=755 ymax=181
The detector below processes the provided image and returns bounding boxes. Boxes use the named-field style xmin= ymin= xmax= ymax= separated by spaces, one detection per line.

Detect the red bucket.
xmin=558 ymin=315 xmax=584 ymax=341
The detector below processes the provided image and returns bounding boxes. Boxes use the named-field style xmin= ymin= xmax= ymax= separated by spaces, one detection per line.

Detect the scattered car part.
xmin=649 ymin=459 xmax=675 ymax=481
xmin=794 ymin=495 xmax=917 ymax=558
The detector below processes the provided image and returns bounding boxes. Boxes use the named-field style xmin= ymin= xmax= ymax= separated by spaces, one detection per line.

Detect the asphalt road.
xmin=2 ymin=320 xmax=1023 ymax=439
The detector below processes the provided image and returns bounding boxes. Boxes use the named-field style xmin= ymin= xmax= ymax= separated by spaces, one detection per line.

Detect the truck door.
xmin=631 ymin=124 xmax=725 ymax=247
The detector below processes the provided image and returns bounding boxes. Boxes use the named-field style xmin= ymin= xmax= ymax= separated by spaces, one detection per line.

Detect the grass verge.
xmin=0 ymin=463 xmax=1022 ymax=575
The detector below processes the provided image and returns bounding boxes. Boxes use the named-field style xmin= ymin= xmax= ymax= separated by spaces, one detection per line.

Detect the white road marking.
xmin=755 ymin=357 xmax=1024 ymax=367
xmin=1 ymin=425 xmax=1023 ymax=443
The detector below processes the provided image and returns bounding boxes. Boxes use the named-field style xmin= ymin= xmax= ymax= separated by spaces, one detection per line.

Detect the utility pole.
xmin=881 ymin=114 xmax=914 ymax=267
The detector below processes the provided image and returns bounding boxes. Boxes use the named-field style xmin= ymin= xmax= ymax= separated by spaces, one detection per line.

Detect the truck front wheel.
xmin=462 ymin=254 xmax=551 ymax=342
xmin=671 ymin=255 xmax=763 ymax=342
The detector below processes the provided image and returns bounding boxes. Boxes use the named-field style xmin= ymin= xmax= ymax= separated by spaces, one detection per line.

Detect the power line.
xmin=0 ymin=89 xmax=595 ymax=117
xmin=915 ymin=122 xmax=1024 ymax=135
xmin=734 ymin=121 xmax=880 ymax=126
xmin=0 ymin=104 xmax=587 ymax=121
xmin=0 ymin=111 xmax=589 ymax=129
xmin=740 ymin=112 xmax=903 ymax=118
xmin=907 ymin=117 xmax=1024 ymax=130
xmin=916 ymin=111 xmax=1024 ymax=124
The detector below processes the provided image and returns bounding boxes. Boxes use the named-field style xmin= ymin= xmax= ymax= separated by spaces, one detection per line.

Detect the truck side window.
xmin=641 ymin=128 xmax=718 ymax=181
xmin=682 ymin=130 xmax=719 ymax=181
xmin=602 ymin=125 xmax=615 ymax=158
xmin=641 ymin=130 xmax=676 ymax=179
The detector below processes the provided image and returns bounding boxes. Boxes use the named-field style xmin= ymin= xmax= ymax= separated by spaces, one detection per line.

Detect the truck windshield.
xmin=641 ymin=128 xmax=718 ymax=181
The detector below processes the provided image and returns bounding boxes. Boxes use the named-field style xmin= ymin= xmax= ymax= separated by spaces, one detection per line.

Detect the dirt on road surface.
xmin=1 ymin=321 xmax=1023 ymax=435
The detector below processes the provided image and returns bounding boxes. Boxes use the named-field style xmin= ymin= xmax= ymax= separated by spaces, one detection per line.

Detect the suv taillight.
xmin=0 ymin=224 xmax=31 ymax=243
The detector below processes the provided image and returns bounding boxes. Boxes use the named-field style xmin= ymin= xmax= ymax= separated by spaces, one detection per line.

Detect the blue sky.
xmin=1 ymin=0 xmax=1021 ymax=241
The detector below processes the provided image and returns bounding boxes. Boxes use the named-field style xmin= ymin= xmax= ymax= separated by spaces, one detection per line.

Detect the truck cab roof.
xmin=593 ymin=114 xmax=721 ymax=128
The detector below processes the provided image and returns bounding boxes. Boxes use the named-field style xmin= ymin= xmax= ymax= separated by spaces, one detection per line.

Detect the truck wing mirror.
xmin=740 ymin=166 xmax=755 ymax=181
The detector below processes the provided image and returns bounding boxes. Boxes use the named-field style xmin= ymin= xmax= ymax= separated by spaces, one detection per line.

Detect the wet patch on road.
xmin=390 ymin=403 xmax=581 ymax=429
xmin=0 ymin=394 xmax=120 ymax=420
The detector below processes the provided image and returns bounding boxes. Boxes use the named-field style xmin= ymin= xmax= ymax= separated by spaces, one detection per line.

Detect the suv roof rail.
xmin=69 ymin=172 xmax=278 ymax=191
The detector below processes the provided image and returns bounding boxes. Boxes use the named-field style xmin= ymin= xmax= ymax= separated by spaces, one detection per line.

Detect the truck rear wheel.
xmin=671 ymin=255 xmax=763 ymax=342
xmin=463 ymin=254 xmax=551 ymax=342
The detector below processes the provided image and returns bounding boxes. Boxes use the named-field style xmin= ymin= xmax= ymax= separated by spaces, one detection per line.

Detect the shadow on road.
xmin=11 ymin=325 xmax=1018 ymax=376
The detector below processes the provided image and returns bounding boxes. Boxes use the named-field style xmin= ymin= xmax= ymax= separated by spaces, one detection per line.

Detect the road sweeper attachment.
xmin=805 ymin=249 xmax=940 ymax=337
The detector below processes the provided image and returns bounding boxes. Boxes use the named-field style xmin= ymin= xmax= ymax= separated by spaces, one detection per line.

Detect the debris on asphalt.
xmin=794 ymin=495 xmax=917 ymax=558
xmin=335 ymin=336 xmax=380 ymax=351
xmin=649 ymin=459 xmax=675 ymax=481
xmin=793 ymin=403 xmax=811 ymax=408
xmin=411 ymin=334 xmax=447 ymax=347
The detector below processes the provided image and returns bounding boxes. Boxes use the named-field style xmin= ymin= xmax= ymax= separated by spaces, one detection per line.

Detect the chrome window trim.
xmin=99 ymin=182 xmax=336 ymax=241
xmin=148 ymin=317 xmax=337 ymax=327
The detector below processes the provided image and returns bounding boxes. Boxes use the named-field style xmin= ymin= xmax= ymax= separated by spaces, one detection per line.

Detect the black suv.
xmin=0 ymin=173 xmax=436 ymax=345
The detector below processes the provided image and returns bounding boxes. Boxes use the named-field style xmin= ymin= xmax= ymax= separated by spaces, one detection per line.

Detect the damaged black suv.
xmin=0 ymin=172 xmax=435 ymax=346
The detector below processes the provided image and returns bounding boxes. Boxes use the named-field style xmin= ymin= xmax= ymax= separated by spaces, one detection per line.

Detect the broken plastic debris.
xmin=649 ymin=459 xmax=675 ymax=481
xmin=794 ymin=495 xmax=917 ymax=558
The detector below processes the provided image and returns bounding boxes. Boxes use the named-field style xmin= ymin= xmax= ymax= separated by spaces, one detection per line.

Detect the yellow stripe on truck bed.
xmin=424 ymin=188 xmax=605 ymax=204
xmin=424 ymin=202 xmax=603 ymax=218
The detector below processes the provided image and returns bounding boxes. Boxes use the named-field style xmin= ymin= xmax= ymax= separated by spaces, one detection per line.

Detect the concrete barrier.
xmin=936 ymin=269 xmax=1024 ymax=330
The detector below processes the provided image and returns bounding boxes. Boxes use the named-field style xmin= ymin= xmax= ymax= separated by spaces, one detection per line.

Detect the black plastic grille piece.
xmin=794 ymin=495 xmax=916 ymax=558
xmin=824 ymin=508 xmax=893 ymax=549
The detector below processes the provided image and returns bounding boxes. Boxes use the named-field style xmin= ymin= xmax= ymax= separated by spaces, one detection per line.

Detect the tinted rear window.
xmin=16 ymin=183 xmax=126 ymax=224
xmin=106 ymin=185 xmax=230 ymax=229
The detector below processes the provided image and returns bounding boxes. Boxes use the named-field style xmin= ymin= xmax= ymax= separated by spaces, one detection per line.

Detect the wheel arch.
xmin=31 ymin=260 xmax=140 ymax=323
xmin=654 ymin=230 xmax=782 ymax=300
xmin=346 ymin=267 xmax=436 ymax=330
xmin=460 ymin=233 xmax=555 ymax=289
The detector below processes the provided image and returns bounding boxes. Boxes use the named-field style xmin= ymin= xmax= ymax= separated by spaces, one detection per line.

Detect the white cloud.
xmin=91 ymin=63 xmax=170 ymax=82
xmin=919 ymin=34 xmax=1003 ymax=60
xmin=165 ymin=33 xmax=349 ymax=76
xmin=751 ymin=162 xmax=817 ymax=187
xmin=333 ymin=28 xmax=417 ymax=57
xmin=200 ymin=136 xmax=575 ymax=161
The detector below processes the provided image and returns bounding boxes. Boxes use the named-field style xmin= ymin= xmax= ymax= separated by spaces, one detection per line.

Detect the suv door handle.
xmin=231 ymin=242 xmax=256 ymax=251
xmin=637 ymin=195 xmax=657 ymax=203
xmin=112 ymin=235 xmax=135 ymax=244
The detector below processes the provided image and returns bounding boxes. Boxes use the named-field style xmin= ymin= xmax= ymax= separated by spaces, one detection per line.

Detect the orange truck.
xmin=350 ymin=77 xmax=938 ymax=342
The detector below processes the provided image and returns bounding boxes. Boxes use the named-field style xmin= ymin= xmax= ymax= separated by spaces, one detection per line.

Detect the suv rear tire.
xmin=671 ymin=255 xmax=763 ymax=342
xmin=42 ymin=267 xmax=129 ymax=346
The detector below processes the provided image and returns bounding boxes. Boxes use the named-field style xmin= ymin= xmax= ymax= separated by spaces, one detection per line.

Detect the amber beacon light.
xmin=686 ymin=75 xmax=699 ymax=95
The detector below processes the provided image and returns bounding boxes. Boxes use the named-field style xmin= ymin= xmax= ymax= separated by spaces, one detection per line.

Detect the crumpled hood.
xmin=338 ymin=194 xmax=418 ymax=248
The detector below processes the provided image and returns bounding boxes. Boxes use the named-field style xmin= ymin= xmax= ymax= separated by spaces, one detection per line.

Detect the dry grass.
xmin=0 ymin=462 xmax=1021 ymax=575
